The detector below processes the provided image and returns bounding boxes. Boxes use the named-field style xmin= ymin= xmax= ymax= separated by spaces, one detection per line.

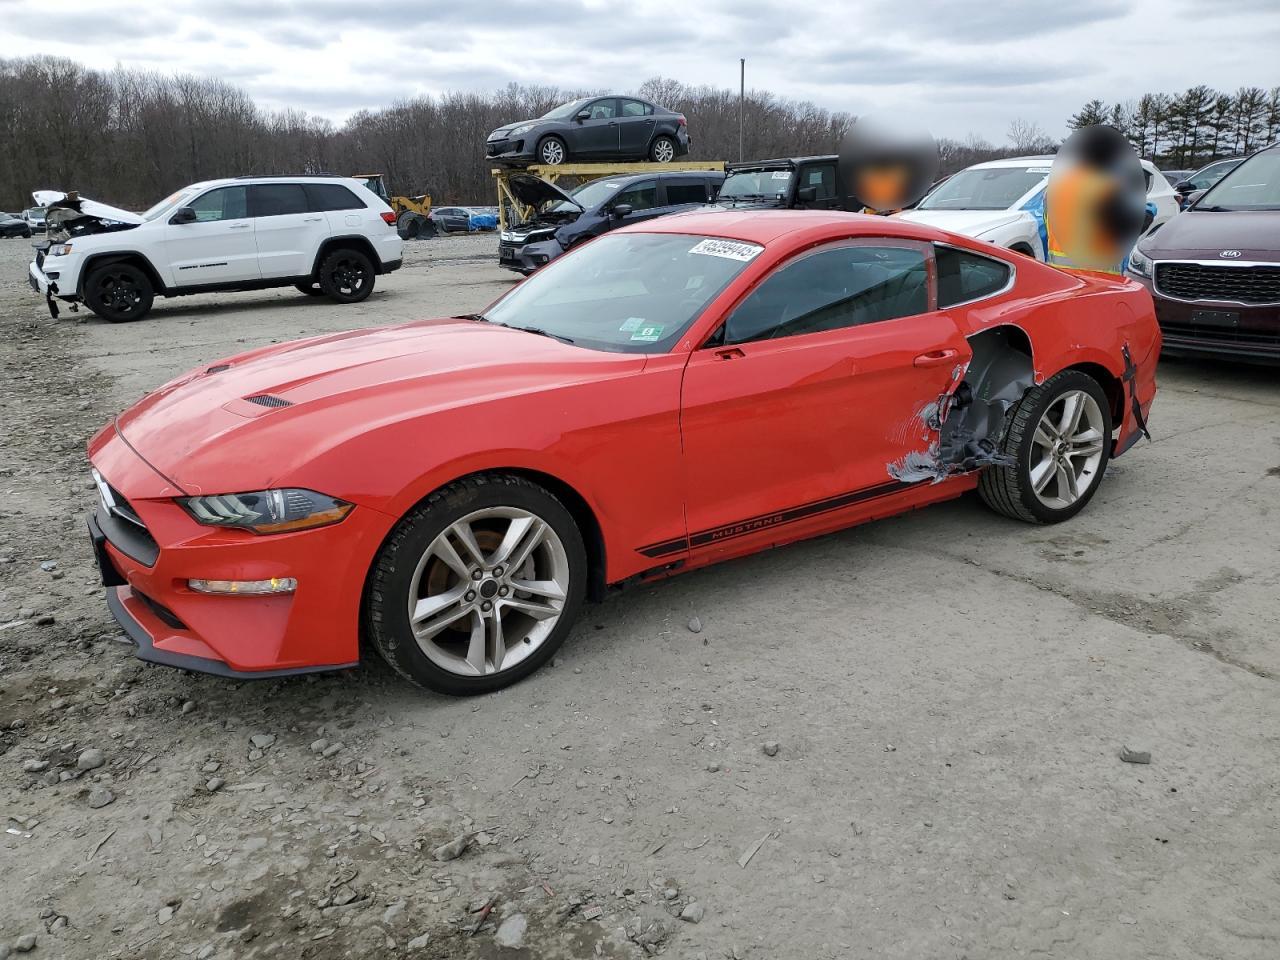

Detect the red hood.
xmin=113 ymin=318 xmax=644 ymax=495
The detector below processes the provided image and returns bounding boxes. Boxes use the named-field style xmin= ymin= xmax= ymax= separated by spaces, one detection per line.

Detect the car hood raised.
xmin=1139 ymin=209 xmax=1280 ymax=261
xmin=114 ymin=319 xmax=643 ymax=494
xmin=506 ymin=174 xmax=581 ymax=211
xmin=33 ymin=189 xmax=143 ymax=226
xmin=896 ymin=208 xmax=1026 ymax=237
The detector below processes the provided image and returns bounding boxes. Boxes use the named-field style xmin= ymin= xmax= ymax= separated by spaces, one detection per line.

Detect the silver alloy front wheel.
xmin=539 ymin=138 xmax=565 ymax=164
xmin=1028 ymin=389 xmax=1106 ymax=509
xmin=407 ymin=507 xmax=569 ymax=677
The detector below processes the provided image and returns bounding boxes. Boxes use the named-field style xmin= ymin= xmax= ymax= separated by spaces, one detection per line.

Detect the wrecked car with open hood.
xmin=498 ymin=170 xmax=723 ymax=274
xmin=87 ymin=209 xmax=1158 ymax=694
xmin=29 ymin=176 xmax=402 ymax=323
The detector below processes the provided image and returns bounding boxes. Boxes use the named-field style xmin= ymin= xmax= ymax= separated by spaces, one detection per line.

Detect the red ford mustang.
xmin=87 ymin=211 xmax=1160 ymax=694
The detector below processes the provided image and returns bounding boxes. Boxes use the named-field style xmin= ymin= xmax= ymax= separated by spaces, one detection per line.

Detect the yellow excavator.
xmin=353 ymin=174 xmax=435 ymax=239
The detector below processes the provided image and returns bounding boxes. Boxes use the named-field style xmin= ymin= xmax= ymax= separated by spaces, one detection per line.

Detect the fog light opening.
xmin=189 ymin=577 xmax=297 ymax=595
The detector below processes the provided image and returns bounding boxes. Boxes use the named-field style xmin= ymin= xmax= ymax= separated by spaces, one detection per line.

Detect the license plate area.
xmin=1191 ymin=309 xmax=1240 ymax=328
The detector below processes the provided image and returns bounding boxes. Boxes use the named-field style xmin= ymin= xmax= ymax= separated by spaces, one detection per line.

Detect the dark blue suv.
xmin=498 ymin=171 xmax=724 ymax=274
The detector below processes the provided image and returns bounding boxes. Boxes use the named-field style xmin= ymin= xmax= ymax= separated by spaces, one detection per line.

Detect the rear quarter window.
xmin=305 ymin=183 xmax=366 ymax=212
xmin=936 ymin=246 xmax=1012 ymax=307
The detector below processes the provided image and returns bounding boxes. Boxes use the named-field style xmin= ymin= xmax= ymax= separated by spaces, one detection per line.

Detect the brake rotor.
xmin=424 ymin=527 xmax=504 ymax=635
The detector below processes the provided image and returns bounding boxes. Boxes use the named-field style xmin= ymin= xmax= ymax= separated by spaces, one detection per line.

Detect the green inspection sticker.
xmin=619 ymin=317 xmax=645 ymax=332
xmin=630 ymin=323 xmax=665 ymax=342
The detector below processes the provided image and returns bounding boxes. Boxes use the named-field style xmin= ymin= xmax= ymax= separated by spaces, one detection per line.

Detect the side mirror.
xmin=1173 ymin=180 xmax=1194 ymax=194
xmin=170 ymin=206 xmax=198 ymax=225
xmin=575 ymin=110 xmax=591 ymax=122
xmin=796 ymin=186 xmax=818 ymax=204
xmin=612 ymin=203 xmax=633 ymax=219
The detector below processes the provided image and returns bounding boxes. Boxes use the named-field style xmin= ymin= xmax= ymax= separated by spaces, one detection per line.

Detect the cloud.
xmin=1 ymin=0 xmax=1277 ymax=143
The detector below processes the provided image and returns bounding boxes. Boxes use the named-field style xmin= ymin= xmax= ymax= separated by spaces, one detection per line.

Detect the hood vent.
xmin=246 ymin=394 xmax=292 ymax=408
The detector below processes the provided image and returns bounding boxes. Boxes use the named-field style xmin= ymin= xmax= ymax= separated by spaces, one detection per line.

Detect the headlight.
xmin=1128 ymin=248 xmax=1152 ymax=277
xmin=509 ymin=123 xmax=536 ymax=137
xmin=178 ymin=488 xmax=353 ymax=534
xmin=48 ymin=243 xmax=73 ymax=257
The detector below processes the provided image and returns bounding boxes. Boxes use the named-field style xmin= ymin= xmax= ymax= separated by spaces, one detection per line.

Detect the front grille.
xmin=246 ymin=394 xmax=292 ymax=408
xmin=1160 ymin=320 xmax=1280 ymax=345
xmin=106 ymin=483 xmax=146 ymax=529
xmin=1155 ymin=262 xmax=1280 ymax=304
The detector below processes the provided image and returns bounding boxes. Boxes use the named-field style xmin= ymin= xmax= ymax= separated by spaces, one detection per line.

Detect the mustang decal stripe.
xmin=637 ymin=480 xmax=920 ymax=558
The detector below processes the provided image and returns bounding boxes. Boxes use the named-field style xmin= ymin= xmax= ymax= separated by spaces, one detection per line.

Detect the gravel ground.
xmin=1 ymin=231 xmax=1278 ymax=960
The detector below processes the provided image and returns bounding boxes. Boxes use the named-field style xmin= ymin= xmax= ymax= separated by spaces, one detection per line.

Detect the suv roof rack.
xmin=231 ymin=173 xmax=344 ymax=180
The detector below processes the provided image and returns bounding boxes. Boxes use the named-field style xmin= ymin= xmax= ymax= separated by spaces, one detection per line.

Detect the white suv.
xmin=28 ymin=176 xmax=403 ymax=323
xmin=898 ymin=155 xmax=1179 ymax=260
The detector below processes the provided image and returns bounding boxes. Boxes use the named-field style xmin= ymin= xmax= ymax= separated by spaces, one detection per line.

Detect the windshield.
xmin=1196 ymin=152 xmax=1280 ymax=210
xmin=917 ymin=165 xmax=1050 ymax=211
xmin=719 ymin=169 xmax=792 ymax=200
xmin=25 ymin=207 xmax=45 ymax=219
xmin=482 ymin=232 xmax=762 ymax=353
xmin=540 ymin=98 xmax=589 ymax=121
xmin=548 ymin=178 xmax=620 ymax=214
xmin=142 ymin=188 xmax=198 ymax=222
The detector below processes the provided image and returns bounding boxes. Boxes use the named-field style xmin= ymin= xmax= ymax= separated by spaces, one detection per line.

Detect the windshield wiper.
xmin=481 ymin=318 xmax=574 ymax=344
xmin=1195 ymin=205 xmax=1233 ymax=212
xmin=515 ymin=326 xmax=574 ymax=344
xmin=454 ymin=312 xmax=488 ymax=321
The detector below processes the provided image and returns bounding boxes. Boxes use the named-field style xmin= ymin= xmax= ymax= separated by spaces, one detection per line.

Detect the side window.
xmin=664 ymin=181 xmax=708 ymax=205
xmin=801 ymin=164 xmax=837 ymax=200
xmin=304 ymin=183 xmax=364 ymax=212
xmin=188 ymin=186 xmax=248 ymax=222
xmin=619 ymin=99 xmax=652 ymax=117
xmin=249 ymin=183 xmax=308 ymax=217
xmin=726 ymin=245 xmax=929 ymax=344
xmin=588 ymin=99 xmax=618 ymax=120
xmin=614 ymin=180 xmax=658 ymax=211
xmin=935 ymin=245 xmax=1012 ymax=308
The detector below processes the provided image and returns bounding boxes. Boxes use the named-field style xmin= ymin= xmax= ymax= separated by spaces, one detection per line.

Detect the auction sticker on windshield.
xmin=688 ymin=238 xmax=763 ymax=262
xmin=630 ymin=323 xmax=665 ymax=342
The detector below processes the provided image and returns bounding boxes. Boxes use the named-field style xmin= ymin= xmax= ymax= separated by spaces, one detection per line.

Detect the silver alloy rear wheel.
xmin=1029 ymin=389 xmax=1106 ymax=509
xmin=407 ymin=507 xmax=569 ymax=677
xmin=650 ymin=136 xmax=676 ymax=162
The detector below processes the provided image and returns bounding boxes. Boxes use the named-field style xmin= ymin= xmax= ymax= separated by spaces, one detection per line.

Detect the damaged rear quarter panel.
xmin=885 ymin=260 xmax=1159 ymax=484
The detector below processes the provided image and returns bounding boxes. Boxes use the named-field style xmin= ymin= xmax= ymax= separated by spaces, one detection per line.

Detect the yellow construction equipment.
xmin=353 ymin=174 xmax=435 ymax=238
xmin=491 ymin=160 xmax=725 ymax=230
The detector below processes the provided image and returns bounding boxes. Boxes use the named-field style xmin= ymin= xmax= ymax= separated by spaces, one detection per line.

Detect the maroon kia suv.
xmin=1127 ymin=142 xmax=1280 ymax=364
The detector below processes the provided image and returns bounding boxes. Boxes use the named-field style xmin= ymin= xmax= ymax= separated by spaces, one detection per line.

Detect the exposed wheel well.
xmin=1009 ymin=242 xmax=1036 ymax=258
xmin=79 ymin=252 xmax=166 ymax=297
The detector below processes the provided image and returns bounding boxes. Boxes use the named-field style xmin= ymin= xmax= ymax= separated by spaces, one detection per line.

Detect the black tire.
xmin=83 ymin=261 xmax=154 ymax=323
xmin=366 ymin=473 xmax=588 ymax=695
xmin=294 ymin=282 xmax=324 ymax=296
xmin=397 ymin=212 xmax=420 ymax=240
xmin=978 ymin=369 xmax=1112 ymax=524
xmin=537 ymin=135 xmax=567 ymax=165
xmin=317 ymin=248 xmax=376 ymax=304
xmin=649 ymin=135 xmax=677 ymax=163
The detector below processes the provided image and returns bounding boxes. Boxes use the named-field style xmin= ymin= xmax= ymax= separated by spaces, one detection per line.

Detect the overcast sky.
xmin=4 ymin=0 xmax=1278 ymax=141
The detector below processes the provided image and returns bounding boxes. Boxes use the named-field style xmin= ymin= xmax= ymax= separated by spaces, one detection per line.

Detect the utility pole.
xmin=738 ymin=59 xmax=745 ymax=162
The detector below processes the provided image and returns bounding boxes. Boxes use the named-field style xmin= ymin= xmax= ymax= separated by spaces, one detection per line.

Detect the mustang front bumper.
xmin=88 ymin=425 xmax=393 ymax=678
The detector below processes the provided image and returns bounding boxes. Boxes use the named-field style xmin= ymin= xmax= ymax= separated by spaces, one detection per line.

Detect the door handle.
xmin=714 ymin=347 xmax=745 ymax=361
xmin=913 ymin=348 xmax=959 ymax=368
xmin=302 ymin=216 xmax=323 ymax=222
xmin=228 ymin=223 xmax=251 ymax=229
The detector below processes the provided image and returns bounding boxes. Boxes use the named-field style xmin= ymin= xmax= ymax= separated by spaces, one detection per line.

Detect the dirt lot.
xmin=1 ymin=232 xmax=1278 ymax=960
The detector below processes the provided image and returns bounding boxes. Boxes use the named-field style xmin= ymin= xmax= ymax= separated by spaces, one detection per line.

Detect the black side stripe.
xmin=637 ymin=480 xmax=919 ymax=558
